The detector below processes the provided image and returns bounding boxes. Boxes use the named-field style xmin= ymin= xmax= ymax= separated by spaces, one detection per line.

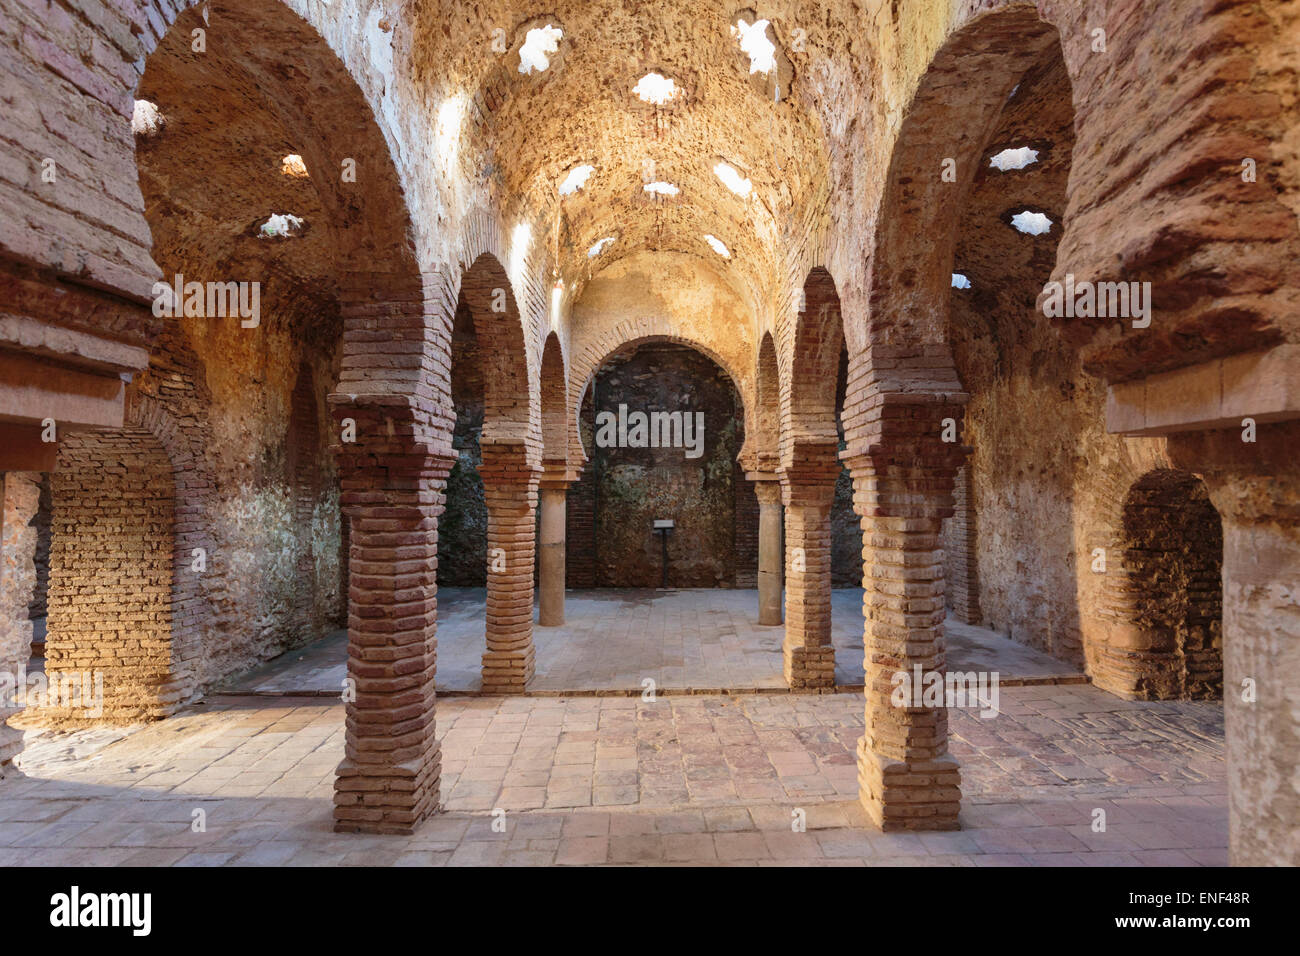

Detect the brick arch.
xmin=131 ymin=1 xmax=433 ymax=430
xmin=568 ymin=329 xmax=753 ymax=466
xmin=539 ymin=332 xmax=569 ymax=469
xmin=138 ymin=1 xmax=419 ymax=282
xmin=129 ymin=1 xmax=445 ymax=832
xmin=454 ymin=251 xmax=541 ymax=460
xmin=781 ymin=266 xmax=845 ymax=471
xmin=1091 ymin=468 xmax=1224 ymax=701
xmin=864 ymin=4 xmax=1062 ymax=352
xmin=742 ymin=331 xmax=781 ymax=473
xmin=16 ymin=0 xmax=422 ymax=319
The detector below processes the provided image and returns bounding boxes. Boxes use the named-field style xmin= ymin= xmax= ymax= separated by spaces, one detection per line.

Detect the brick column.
xmin=330 ymin=270 xmax=458 ymax=834
xmin=1214 ymin=496 xmax=1299 ymax=864
xmin=480 ymin=444 xmax=541 ymax=693
xmin=845 ymin=379 xmax=970 ymax=830
xmin=780 ymin=444 xmax=841 ymax=688
xmin=1167 ymin=424 xmax=1300 ymax=865
xmin=754 ymin=477 xmax=783 ymax=626
xmin=1 ymin=472 xmax=40 ymax=771
xmin=332 ymin=424 xmax=454 ymax=834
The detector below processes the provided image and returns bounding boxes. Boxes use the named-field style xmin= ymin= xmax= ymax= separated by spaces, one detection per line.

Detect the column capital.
xmin=752 ymin=477 xmax=784 ymax=505
xmin=779 ymin=439 xmax=841 ymax=489
xmin=480 ymin=440 xmax=543 ymax=488
xmin=841 ymin=388 xmax=970 ymax=464
xmin=539 ymin=458 xmax=579 ymax=489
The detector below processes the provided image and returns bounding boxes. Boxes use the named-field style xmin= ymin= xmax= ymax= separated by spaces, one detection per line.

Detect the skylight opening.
xmin=519 ymin=24 xmax=562 ymax=75
xmin=634 ymin=72 xmax=680 ymax=105
xmin=588 ymin=236 xmax=616 ymax=258
xmin=703 ymin=234 xmax=730 ymax=258
xmin=643 ymin=181 xmax=680 ymax=197
xmin=280 ymin=154 xmax=309 ymax=178
xmin=1010 ymin=210 xmax=1053 ymax=236
xmin=713 ymin=161 xmax=752 ymax=197
xmin=952 ymin=273 xmax=972 ymax=290
xmin=732 ymin=19 xmax=777 ymax=75
xmin=989 ymin=146 xmax=1040 ymax=172
xmin=132 ymin=100 xmax=164 ymax=137
xmin=559 ymin=164 xmax=595 ymax=196
xmin=258 ymin=213 xmax=304 ymax=239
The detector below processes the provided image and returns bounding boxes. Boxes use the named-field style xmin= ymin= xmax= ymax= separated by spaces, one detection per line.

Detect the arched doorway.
xmin=573 ymin=340 xmax=748 ymax=589
xmin=1096 ymin=470 xmax=1224 ymax=700
xmin=441 ymin=252 xmax=540 ymax=693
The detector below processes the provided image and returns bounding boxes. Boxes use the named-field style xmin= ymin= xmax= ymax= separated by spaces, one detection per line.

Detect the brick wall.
xmin=1093 ymin=470 xmax=1224 ymax=700
xmin=566 ymin=387 xmax=598 ymax=589
xmin=942 ymin=465 xmax=981 ymax=625
xmin=733 ymin=464 xmax=758 ymax=588
xmin=572 ymin=343 xmax=746 ymax=588
xmin=46 ymin=429 xmax=187 ymax=721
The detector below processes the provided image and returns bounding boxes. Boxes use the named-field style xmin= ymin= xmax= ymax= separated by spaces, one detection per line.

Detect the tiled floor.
xmin=218 ymin=588 xmax=1082 ymax=696
xmin=0 ymin=685 xmax=1227 ymax=866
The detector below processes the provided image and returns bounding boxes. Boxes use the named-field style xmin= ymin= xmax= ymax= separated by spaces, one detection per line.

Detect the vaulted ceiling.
xmin=410 ymin=1 xmax=835 ymax=312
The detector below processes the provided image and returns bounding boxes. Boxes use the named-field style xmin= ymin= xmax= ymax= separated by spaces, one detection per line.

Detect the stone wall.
xmin=439 ymin=301 xmax=488 ymax=587
xmin=1093 ymin=470 xmax=1223 ymax=699
xmin=829 ymin=347 xmax=858 ymax=588
xmin=0 ymin=472 xmax=40 ymax=767
xmin=27 ymin=474 xmax=50 ymax=623
xmin=574 ymin=343 xmax=750 ymax=588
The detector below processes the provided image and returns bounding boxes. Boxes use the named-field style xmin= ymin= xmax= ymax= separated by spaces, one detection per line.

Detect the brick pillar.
xmin=537 ymin=481 xmax=567 ymax=627
xmin=1 ymin=473 xmax=41 ymax=771
xmin=845 ymin=371 xmax=971 ymax=829
xmin=1217 ymin=500 xmax=1299 ymax=865
xmin=1167 ymin=424 xmax=1300 ymax=865
xmin=754 ymin=477 xmax=783 ymax=626
xmin=331 ymin=421 xmax=454 ymax=834
xmin=780 ymin=444 xmax=841 ymax=688
xmin=329 ymin=269 xmax=459 ymax=834
xmin=480 ymin=444 xmax=541 ymax=693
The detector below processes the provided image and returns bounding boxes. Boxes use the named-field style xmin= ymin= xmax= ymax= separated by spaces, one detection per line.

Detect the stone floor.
xmin=0 ymin=684 xmax=1226 ymax=866
xmin=218 ymin=588 xmax=1083 ymax=696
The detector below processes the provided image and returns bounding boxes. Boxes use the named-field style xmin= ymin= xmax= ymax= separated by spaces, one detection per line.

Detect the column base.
xmin=783 ymin=640 xmax=836 ymax=688
xmin=857 ymin=741 xmax=961 ymax=830
xmin=482 ymin=645 xmax=536 ymax=694
xmin=333 ymin=750 xmax=442 ymax=834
